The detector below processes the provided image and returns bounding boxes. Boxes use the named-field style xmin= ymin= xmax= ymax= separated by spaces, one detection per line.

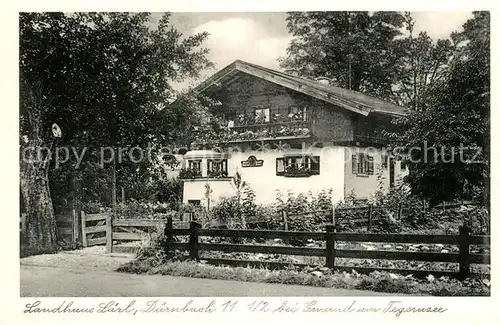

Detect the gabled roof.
xmin=194 ymin=60 xmax=409 ymax=117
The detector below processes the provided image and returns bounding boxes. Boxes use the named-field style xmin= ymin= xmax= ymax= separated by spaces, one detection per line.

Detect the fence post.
xmin=458 ymin=225 xmax=471 ymax=280
xmin=106 ymin=214 xmax=113 ymax=253
xmin=325 ymin=224 xmax=336 ymax=270
xmin=367 ymin=204 xmax=373 ymax=231
xmin=442 ymin=201 xmax=446 ymax=213
xmin=422 ymin=199 xmax=426 ymax=218
xmin=189 ymin=221 xmax=201 ymax=261
xmin=164 ymin=216 xmax=174 ymax=252
xmin=283 ymin=210 xmax=289 ymax=231
xmin=81 ymin=211 xmax=87 ymax=247
xmin=72 ymin=209 xmax=78 ymax=243
xmin=331 ymin=205 xmax=336 ymax=227
xmin=398 ymin=203 xmax=403 ymax=220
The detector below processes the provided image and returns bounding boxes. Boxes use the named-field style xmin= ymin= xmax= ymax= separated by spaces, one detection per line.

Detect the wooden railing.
xmin=108 ymin=217 xmax=489 ymax=280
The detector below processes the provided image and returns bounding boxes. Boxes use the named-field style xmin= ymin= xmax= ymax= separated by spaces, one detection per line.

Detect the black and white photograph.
xmin=16 ymin=9 xmax=491 ymax=303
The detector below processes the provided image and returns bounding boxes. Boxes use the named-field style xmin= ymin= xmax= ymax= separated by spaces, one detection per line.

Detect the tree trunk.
xmin=20 ymin=139 xmax=58 ymax=253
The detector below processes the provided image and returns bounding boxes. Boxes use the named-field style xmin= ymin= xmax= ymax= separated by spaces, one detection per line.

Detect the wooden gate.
xmin=55 ymin=210 xmax=80 ymax=243
xmin=81 ymin=211 xmax=109 ymax=247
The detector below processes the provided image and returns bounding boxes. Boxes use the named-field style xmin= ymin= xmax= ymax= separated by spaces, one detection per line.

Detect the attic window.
xmin=255 ymin=108 xmax=270 ymax=123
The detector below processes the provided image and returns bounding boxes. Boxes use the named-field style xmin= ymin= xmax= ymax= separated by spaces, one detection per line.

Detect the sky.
xmin=150 ymin=12 xmax=474 ymax=90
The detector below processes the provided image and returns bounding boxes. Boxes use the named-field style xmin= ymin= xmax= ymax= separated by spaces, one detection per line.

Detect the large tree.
xmin=393 ymin=13 xmax=455 ymax=110
xmin=20 ymin=12 xmax=212 ymax=252
xmin=279 ymin=11 xmax=406 ymax=100
xmin=390 ymin=12 xmax=490 ymax=204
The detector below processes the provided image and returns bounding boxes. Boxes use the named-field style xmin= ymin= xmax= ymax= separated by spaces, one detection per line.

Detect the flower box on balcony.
xmin=179 ymin=168 xmax=202 ymax=179
xmin=283 ymin=166 xmax=313 ymax=178
xmin=207 ymin=170 xmax=228 ymax=178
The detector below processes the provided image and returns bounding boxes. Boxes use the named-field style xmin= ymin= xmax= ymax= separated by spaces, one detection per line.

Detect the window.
xmin=352 ymin=153 xmax=374 ymax=176
xmin=381 ymin=154 xmax=388 ymax=169
xmin=207 ymin=159 xmax=228 ymax=178
xmin=188 ymin=200 xmax=200 ymax=206
xmin=188 ymin=160 xmax=201 ymax=173
xmin=276 ymin=156 xmax=320 ymax=177
xmin=255 ymin=108 xmax=270 ymax=123
xmin=288 ymin=106 xmax=307 ymax=121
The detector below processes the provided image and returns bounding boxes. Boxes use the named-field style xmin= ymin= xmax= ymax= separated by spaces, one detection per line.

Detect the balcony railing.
xmin=179 ymin=168 xmax=230 ymax=180
xmin=193 ymin=120 xmax=313 ymax=145
xmin=353 ymin=134 xmax=389 ymax=145
xmin=193 ymin=123 xmax=312 ymax=144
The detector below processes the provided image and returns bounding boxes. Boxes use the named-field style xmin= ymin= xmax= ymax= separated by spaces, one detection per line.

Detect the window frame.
xmin=207 ymin=158 xmax=228 ymax=177
xmin=352 ymin=153 xmax=374 ymax=176
xmin=188 ymin=159 xmax=202 ymax=172
xmin=254 ymin=107 xmax=270 ymax=123
xmin=276 ymin=155 xmax=320 ymax=177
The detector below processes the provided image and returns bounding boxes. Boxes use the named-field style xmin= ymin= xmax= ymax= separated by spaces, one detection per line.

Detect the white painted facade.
xmin=181 ymin=145 xmax=408 ymax=207
xmin=182 ymin=145 xmax=345 ymax=207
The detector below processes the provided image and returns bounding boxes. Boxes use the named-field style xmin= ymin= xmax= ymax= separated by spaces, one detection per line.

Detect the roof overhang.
xmin=193 ymin=60 xmax=409 ymax=118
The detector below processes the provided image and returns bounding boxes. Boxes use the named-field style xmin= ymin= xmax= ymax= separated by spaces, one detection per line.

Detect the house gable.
xmin=195 ymin=60 xmax=409 ymax=118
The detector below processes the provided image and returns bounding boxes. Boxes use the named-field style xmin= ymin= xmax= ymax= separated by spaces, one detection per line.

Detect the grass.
xmin=116 ymin=256 xmax=490 ymax=296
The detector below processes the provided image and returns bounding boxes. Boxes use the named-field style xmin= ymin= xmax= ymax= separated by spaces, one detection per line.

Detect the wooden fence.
xmin=20 ymin=210 xmax=80 ymax=244
xmin=284 ymin=200 xmax=479 ymax=231
xmin=81 ymin=212 xmax=108 ymax=247
xmin=56 ymin=210 xmax=80 ymax=243
xmin=154 ymin=219 xmax=489 ymax=280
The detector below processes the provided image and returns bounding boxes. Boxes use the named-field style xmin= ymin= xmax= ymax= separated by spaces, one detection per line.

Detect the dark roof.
xmin=194 ymin=60 xmax=409 ymax=117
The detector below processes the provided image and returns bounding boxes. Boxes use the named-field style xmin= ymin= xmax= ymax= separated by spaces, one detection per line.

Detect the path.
xmin=20 ymin=247 xmax=400 ymax=297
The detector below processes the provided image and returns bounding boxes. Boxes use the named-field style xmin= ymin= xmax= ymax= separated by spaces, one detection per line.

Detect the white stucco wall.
xmin=182 ymin=178 xmax=236 ymax=207
xmin=343 ymin=146 xmax=409 ymax=199
xmin=182 ymin=145 xmax=345 ymax=207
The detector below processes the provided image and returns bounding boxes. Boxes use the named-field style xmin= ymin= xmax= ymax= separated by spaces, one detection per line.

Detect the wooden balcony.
xmin=353 ymin=133 xmax=389 ymax=145
xmin=193 ymin=120 xmax=313 ymax=145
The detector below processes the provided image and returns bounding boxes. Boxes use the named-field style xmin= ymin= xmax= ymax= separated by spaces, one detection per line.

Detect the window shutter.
xmin=311 ymin=156 xmax=320 ymax=175
xmin=276 ymin=158 xmax=285 ymax=176
xmin=359 ymin=153 xmax=365 ymax=174
xmin=367 ymin=156 xmax=374 ymax=175
xmin=352 ymin=155 xmax=357 ymax=174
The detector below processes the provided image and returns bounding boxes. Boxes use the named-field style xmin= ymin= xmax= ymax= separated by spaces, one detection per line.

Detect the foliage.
xmin=151 ymin=177 xmax=183 ymax=209
xmin=284 ymin=165 xmax=313 ymax=177
xmin=192 ymin=122 xmax=311 ymax=145
xmin=117 ymin=259 xmax=490 ymax=296
xmin=388 ymin=12 xmax=490 ymax=205
xmin=204 ymin=183 xmax=213 ymax=210
xmin=179 ymin=168 xmax=201 ymax=179
xmin=393 ymin=13 xmax=456 ymax=110
xmin=20 ymin=12 xmax=212 ymax=248
xmin=80 ymin=201 xmax=109 ymax=214
xmin=241 ymin=185 xmax=257 ymax=218
xmin=268 ymin=189 xmax=334 ymax=232
xmin=113 ymin=200 xmax=175 ymax=219
xmin=207 ymin=170 xmax=228 ymax=178
xmin=205 ymin=196 xmax=242 ymax=228
xmin=280 ymin=11 xmax=406 ymax=100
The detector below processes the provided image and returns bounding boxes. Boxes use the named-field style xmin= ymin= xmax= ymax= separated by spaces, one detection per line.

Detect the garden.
xmin=107 ymin=179 xmax=490 ymax=296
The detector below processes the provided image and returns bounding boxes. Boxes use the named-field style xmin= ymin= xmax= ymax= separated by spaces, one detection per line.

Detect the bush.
xmin=113 ymin=199 xmax=176 ymax=219
xmin=80 ymin=201 xmax=109 ymax=214
xmin=117 ymin=258 xmax=490 ymax=296
xmin=207 ymin=196 xmax=242 ymax=228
